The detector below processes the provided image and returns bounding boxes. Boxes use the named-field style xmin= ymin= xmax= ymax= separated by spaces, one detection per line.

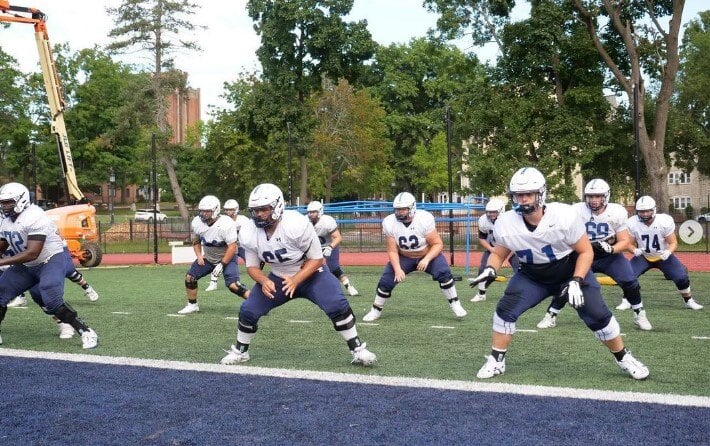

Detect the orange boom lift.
xmin=1 ymin=1 xmax=102 ymax=266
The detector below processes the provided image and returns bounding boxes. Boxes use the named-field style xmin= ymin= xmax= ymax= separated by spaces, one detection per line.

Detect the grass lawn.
xmin=1 ymin=265 xmax=708 ymax=396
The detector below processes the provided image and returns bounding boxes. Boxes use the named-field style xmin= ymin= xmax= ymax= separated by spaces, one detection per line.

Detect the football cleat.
xmin=470 ymin=293 xmax=486 ymax=302
xmin=536 ymin=312 xmax=557 ymax=329
xmin=177 ymin=302 xmax=200 ymax=314
xmin=684 ymin=298 xmax=703 ymax=310
xmin=615 ymin=298 xmax=631 ymax=310
xmin=351 ymin=343 xmax=377 ymax=366
xmin=347 ymin=285 xmax=359 ymax=296
xmin=205 ymin=279 xmax=218 ymax=292
xmin=362 ymin=307 xmax=381 ymax=322
xmin=221 ymin=345 xmax=250 ymax=364
xmin=85 ymin=286 xmax=99 ymax=302
xmin=7 ymin=295 xmax=27 ymax=307
xmin=81 ymin=329 xmax=98 ymax=349
xmin=58 ymin=322 xmax=76 ymax=339
xmin=449 ymin=300 xmax=467 ymax=318
xmin=633 ymin=310 xmax=652 ymax=331
xmin=615 ymin=352 xmax=649 ymax=380
xmin=477 ymin=355 xmax=505 ymax=379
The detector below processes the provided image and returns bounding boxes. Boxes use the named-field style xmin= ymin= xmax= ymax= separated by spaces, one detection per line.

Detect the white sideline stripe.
xmin=166 ymin=314 xmax=186 ymax=317
xmin=224 ymin=317 xmax=238 ymax=320
xmin=91 ymin=265 xmax=131 ymax=269
xmin=692 ymin=336 xmax=710 ymax=340
xmin=8 ymin=307 xmax=28 ymax=310
xmin=516 ymin=329 xmax=538 ymax=333
xmin=430 ymin=325 xmax=456 ymax=330
xmin=111 ymin=312 xmax=132 ymax=315
xmin=357 ymin=322 xmax=379 ymax=326
xmin=1 ymin=348 xmax=708 ymax=408
xmin=288 ymin=320 xmax=313 ymax=324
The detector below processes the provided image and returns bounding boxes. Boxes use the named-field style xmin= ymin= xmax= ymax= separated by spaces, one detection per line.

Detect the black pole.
xmin=31 ymin=142 xmax=37 ymax=204
xmin=287 ymin=121 xmax=293 ymax=205
xmin=633 ymin=81 xmax=641 ymax=201
xmin=152 ymin=133 xmax=158 ymax=264
xmin=445 ymin=106 xmax=454 ymax=266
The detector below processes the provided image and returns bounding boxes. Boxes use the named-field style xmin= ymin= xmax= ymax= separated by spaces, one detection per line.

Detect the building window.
xmin=671 ymin=196 xmax=691 ymax=209
xmin=668 ymin=172 xmax=691 ymax=184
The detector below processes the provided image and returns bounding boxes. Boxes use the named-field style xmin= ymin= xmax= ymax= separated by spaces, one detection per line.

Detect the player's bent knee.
xmin=594 ymin=316 xmax=620 ymax=341
xmin=331 ymin=267 xmax=344 ymax=278
xmin=493 ymin=312 xmax=515 ymax=335
xmin=53 ymin=303 xmax=78 ymax=324
xmin=376 ymin=287 xmax=392 ymax=298
xmin=675 ymin=278 xmax=690 ymax=291
xmin=331 ymin=307 xmax=356 ymax=331
xmin=185 ymin=275 xmax=198 ymax=290
xmin=237 ymin=316 xmax=258 ymax=334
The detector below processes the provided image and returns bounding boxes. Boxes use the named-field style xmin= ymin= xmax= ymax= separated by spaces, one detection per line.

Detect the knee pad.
xmin=331 ymin=267 xmax=344 ymax=279
xmin=67 ymin=270 xmax=83 ymax=284
xmin=620 ymin=281 xmax=641 ymax=301
xmin=675 ymin=278 xmax=690 ymax=291
xmin=0 ymin=304 xmax=6 ymax=323
xmin=229 ymin=281 xmax=249 ymax=298
xmin=185 ymin=275 xmax=198 ymax=290
xmin=237 ymin=316 xmax=258 ymax=334
xmin=53 ymin=303 xmax=78 ymax=324
xmin=376 ymin=287 xmax=391 ymax=299
xmin=594 ymin=316 xmax=621 ymax=341
xmin=492 ymin=312 xmax=516 ymax=335
xmin=331 ymin=307 xmax=356 ymax=332
xmin=433 ymin=270 xmax=454 ymax=285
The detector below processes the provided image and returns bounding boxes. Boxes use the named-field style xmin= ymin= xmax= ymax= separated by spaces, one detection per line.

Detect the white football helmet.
xmin=635 ymin=195 xmax=656 ymax=222
xmin=485 ymin=198 xmax=505 ymax=213
xmin=393 ymin=192 xmax=416 ymax=221
xmin=223 ymin=199 xmax=239 ymax=212
xmin=584 ymin=179 xmax=610 ymax=211
xmin=0 ymin=182 xmax=31 ymax=218
xmin=198 ymin=195 xmax=220 ymax=222
xmin=248 ymin=183 xmax=284 ymax=228
xmin=508 ymin=167 xmax=546 ymax=215
xmin=306 ymin=200 xmax=323 ymax=223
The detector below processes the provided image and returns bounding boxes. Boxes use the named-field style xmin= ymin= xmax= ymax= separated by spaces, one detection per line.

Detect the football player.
xmin=306 ymin=200 xmax=359 ymax=296
xmin=177 ymin=195 xmax=249 ymax=314
xmin=361 ymin=191 xmax=467 ymax=322
xmin=626 ymin=196 xmax=703 ymax=310
xmin=220 ymin=183 xmax=376 ymax=366
xmin=0 ymin=182 xmax=98 ymax=349
xmin=205 ymin=199 xmax=251 ymax=292
xmin=469 ymin=198 xmax=519 ymax=302
xmin=536 ymin=179 xmax=652 ymax=330
xmin=470 ymin=168 xmax=648 ymax=380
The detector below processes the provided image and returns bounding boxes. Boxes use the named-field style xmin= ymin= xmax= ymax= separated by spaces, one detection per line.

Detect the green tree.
xmin=0 ymin=48 xmax=33 ymax=182
xmin=310 ymin=78 xmax=393 ymax=201
xmin=107 ymin=0 xmax=204 ymax=219
xmin=246 ymin=0 xmax=376 ymax=202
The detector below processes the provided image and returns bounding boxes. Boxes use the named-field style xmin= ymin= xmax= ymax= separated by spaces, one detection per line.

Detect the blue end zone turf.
xmin=1 ymin=356 xmax=708 ymax=445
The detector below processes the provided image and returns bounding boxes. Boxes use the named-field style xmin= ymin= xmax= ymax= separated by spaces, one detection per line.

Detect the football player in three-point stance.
xmin=362 ymin=191 xmax=467 ymax=322
xmin=220 ymin=183 xmax=376 ymax=366
xmin=471 ymin=168 xmax=648 ymax=380
xmin=626 ymin=196 xmax=703 ymax=310
xmin=205 ymin=199 xmax=252 ymax=292
xmin=306 ymin=200 xmax=359 ymax=296
xmin=0 ymin=182 xmax=98 ymax=349
xmin=469 ymin=198 xmax=519 ymax=302
xmin=536 ymin=179 xmax=652 ymax=331
xmin=178 ymin=195 xmax=249 ymax=315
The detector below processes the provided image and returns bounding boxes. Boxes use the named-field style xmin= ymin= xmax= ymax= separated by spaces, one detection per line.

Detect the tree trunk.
xmin=299 ymin=155 xmax=308 ymax=206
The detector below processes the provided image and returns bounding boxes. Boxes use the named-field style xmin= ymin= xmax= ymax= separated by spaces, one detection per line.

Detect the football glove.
xmin=469 ymin=266 xmax=497 ymax=287
xmin=659 ymin=250 xmax=671 ymax=261
xmin=633 ymin=248 xmax=644 ymax=257
xmin=562 ymin=276 xmax=584 ymax=308
xmin=212 ymin=262 xmax=225 ymax=277
xmin=322 ymin=245 xmax=333 ymax=257
xmin=591 ymin=240 xmax=613 ymax=257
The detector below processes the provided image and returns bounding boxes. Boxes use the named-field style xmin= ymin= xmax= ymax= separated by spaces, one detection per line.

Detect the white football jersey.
xmin=493 ymin=202 xmax=586 ymax=264
xmin=478 ymin=214 xmax=495 ymax=244
xmin=312 ymin=214 xmax=338 ymax=245
xmin=572 ymin=202 xmax=629 ymax=241
xmin=241 ymin=210 xmax=323 ymax=278
xmin=382 ymin=209 xmax=436 ymax=254
xmin=235 ymin=214 xmax=251 ymax=245
xmin=627 ymin=213 xmax=675 ymax=257
xmin=0 ymin=204 xmax=65 ymax=266
xmin=190 ymin=214 xmax=238 ymax=264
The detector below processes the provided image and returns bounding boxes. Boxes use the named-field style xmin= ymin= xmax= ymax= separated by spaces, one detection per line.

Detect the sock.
xmin=612 ymin=347 xmax=628 ymax=361
xmin=492 ymin=349 xmax=506 ymax=362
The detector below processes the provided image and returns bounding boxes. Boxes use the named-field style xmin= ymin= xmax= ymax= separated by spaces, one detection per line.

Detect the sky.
xmin=1 ymin=0 xmax=707 ymax=117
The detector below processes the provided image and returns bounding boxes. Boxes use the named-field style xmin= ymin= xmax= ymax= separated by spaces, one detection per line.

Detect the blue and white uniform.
xmin=478 ymin=213 xmax=519 ymax=273
xmin=492 ymin=203 xmax=614 ymax=337
xmin=627 ymin=213 xmax=689 ymax=289
xmin=188 ymin=214 xmax=240 ymax=285
xmin=312 ymin=214 xmax=343 ymax=274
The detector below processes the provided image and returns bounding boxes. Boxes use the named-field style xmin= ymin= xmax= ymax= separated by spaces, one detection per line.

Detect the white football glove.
xmin=659 ymin=250 xmax=671 ymax=261
xmin=633 ymin=248 xmax=644 ymax=257
xmin=564 ymin=277 xmax=584 ymax=308
xmin=212 ymin=262 xmax=224 ymax=277
xmin=469 ymin=266 xmax=496 ymax=287
xmin=322 ymin=245 xmax=333 ymax=257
